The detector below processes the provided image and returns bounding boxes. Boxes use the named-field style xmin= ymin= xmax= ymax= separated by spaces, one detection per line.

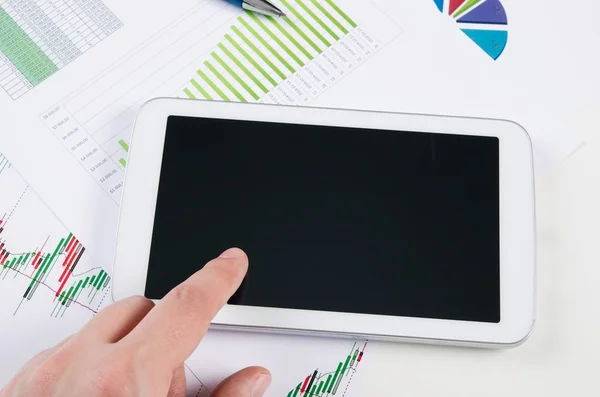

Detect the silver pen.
xmin=226 ymin=0 xmax=286 ymax=18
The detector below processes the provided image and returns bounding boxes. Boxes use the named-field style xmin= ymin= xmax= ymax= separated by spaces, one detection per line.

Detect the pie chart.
xmin=433 ymin=0 xmax=508 ymax=60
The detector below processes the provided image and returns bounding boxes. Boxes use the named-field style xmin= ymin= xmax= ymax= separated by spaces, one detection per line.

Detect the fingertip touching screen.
xmin=146 ymin=116 xmax=500 ymax=323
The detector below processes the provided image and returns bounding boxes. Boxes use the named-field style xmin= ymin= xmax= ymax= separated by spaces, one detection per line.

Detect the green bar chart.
xmin=181 ymin=0 xmax=372 ymax=105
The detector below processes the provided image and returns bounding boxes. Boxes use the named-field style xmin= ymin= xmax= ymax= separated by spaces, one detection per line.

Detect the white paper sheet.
xmin=0 ymin=0 xmax=588 ymax=396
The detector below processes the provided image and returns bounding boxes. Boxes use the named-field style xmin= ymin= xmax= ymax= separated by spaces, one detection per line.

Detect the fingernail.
xmin=219 ymin=247 xmax=246 ymax=259
xmin=251 ymin=374 xmax=271 ymax=397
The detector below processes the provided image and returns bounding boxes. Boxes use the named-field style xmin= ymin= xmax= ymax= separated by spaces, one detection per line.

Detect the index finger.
xmin=121 ymin=248 xmax=248 ymax=370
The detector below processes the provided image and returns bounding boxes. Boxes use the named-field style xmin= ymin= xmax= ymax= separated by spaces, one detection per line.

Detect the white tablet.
xmin=112 ymin=98 xmax=536 ymax=348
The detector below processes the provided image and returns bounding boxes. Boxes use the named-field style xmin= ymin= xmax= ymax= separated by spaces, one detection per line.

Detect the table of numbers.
xmin=0 ymin=0 xmax=122 ymax=100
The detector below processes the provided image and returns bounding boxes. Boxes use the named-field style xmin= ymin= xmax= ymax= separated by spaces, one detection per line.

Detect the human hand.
xmin=0 ymin=248 xmax=271 ymax=397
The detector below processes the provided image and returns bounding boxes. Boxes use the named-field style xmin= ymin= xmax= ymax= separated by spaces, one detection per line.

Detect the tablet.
xmin=112 ymin=98 xmax=536 ymax=347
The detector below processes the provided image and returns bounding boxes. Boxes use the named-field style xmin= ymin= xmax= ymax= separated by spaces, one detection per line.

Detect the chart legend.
xmin=0 ymin=0 xmax=122 ymax=100
xmin=0 ymin=151 xmax=110 ymax=318
xmin=433 ymin=0 xmax=508 ymax=60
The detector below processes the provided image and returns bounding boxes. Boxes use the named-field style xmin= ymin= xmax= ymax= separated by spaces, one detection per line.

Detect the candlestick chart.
xmin=286 ymin=342 xmax=367 ymax=397
xmin=0 ymin=151 xmax=110 ymax=318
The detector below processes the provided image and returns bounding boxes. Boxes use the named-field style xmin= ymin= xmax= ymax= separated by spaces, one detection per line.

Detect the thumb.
xmin=211 ymin=367 xmax=271 ymax=397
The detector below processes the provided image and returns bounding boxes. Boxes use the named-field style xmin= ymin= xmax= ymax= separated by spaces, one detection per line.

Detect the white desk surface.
xmin=328 ymin=1 xmax=600 ymax=393
xmin=357 ymin=106 xmax=600 ymax=395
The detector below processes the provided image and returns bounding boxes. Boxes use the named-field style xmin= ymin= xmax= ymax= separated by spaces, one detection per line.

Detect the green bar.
xmin=218 ymin=43 xmax=268 ymax=94
xmin=454 ymin=0 xmax=481 ymax=17
xmin=316 ymin=380 xmax=324 ymax=395
xmin=54 ymin=238 xmax=65 ymax=255
xmin=231 ymin=25 xmax=285 ymax=81
xmin=324 ymin=0 xmax=357 ymax=27
xmin=40 ymin=254 xmax=51 ymax=269
xmin=16 ymin=255 xmax=23 ymax=266
xmin=310 ymin=385 xmax=316 ymax=396
xmin=84 ymin=276 xmax=90 ymax=287
xmin=341 ymin=355 xmax=351 ymax=375
xmin=62 ymin=233 xmax=73 ymax=251
xmin=225 ymin=34 xmax=277 ymax=87
xmin=90 ymin=275 xmax=96 ymax=285
xmin=58 ymin=291 xmax=66 ymax=303
xmin=197 ymin=68 xmax=230 ymax=101
xmin=21 ymin=252 xmax=31 ymax=269
xmin=247 ymin=12 xmax=304 ymax=67
xmin=7 ymin=258 xmax=16 ymax=269
xmin=267 ymin=16 xmax=313 ymax=60
xmin=62 ymin=286 xmax=75 ymax=305
xmin=95 ymin=271 xmax=106 ymax=290
xmin=0 ymin=8 xmax=58 ymax=85
xmin=309 ymin=0 xmax=348 ymax=34
xmin=118 ymin=139 xmax=129 ymax=152
xmin=204 ymin=61 xmax=246 ymax=102
xmin=212 ymin=52 xmax=259 ymax=100
xmin=328 ymin=364 xmax=341 ymax=393
xmin=283 ymin=17 xmax=322 ymax=54
xmin=323 ymin=374 xmax=332 ymax=393
xmin=292 ymin=384 xmax=301 ymax=397
xmin=280 ymin=0 xmax=331 ymax=47
xmin=51 ymin=238 xmax=65 ymax=260
xmin=183 ymin=88 xmax=197 ymax=99
xmin=73 ymin=279 xmax=83 ymax=296
xmin=96 ymin=271 xmax=108 ymax=290
xmin=74 ymin=278 xmax=83 ymax=291
xmin=190 ymin=79 xmax=213 ymax=100
xmin=93 ymin=270 xmax=103 ymax=288
xmin=119 ymin=158 xmax=126 ymax=167
xmin=36 ymin=255 xmax=50 ymax=276
xmin=42 ymin=238 xmax=65 ymax=274
xmin=296 ymin=0 xmax=339 ymax=40
xmin=236 ymin=20 xmax=291 ymax=77
xmin=287 ymin=390 xmax=293 ymax=397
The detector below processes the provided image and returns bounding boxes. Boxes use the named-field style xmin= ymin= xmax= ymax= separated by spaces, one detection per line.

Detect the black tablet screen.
xmin=145 ymin=115 xmax=500 ymax=323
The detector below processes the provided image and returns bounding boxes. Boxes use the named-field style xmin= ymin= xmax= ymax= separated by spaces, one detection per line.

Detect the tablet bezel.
xmin=112 ymin=98 xmax=535 ymax=347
